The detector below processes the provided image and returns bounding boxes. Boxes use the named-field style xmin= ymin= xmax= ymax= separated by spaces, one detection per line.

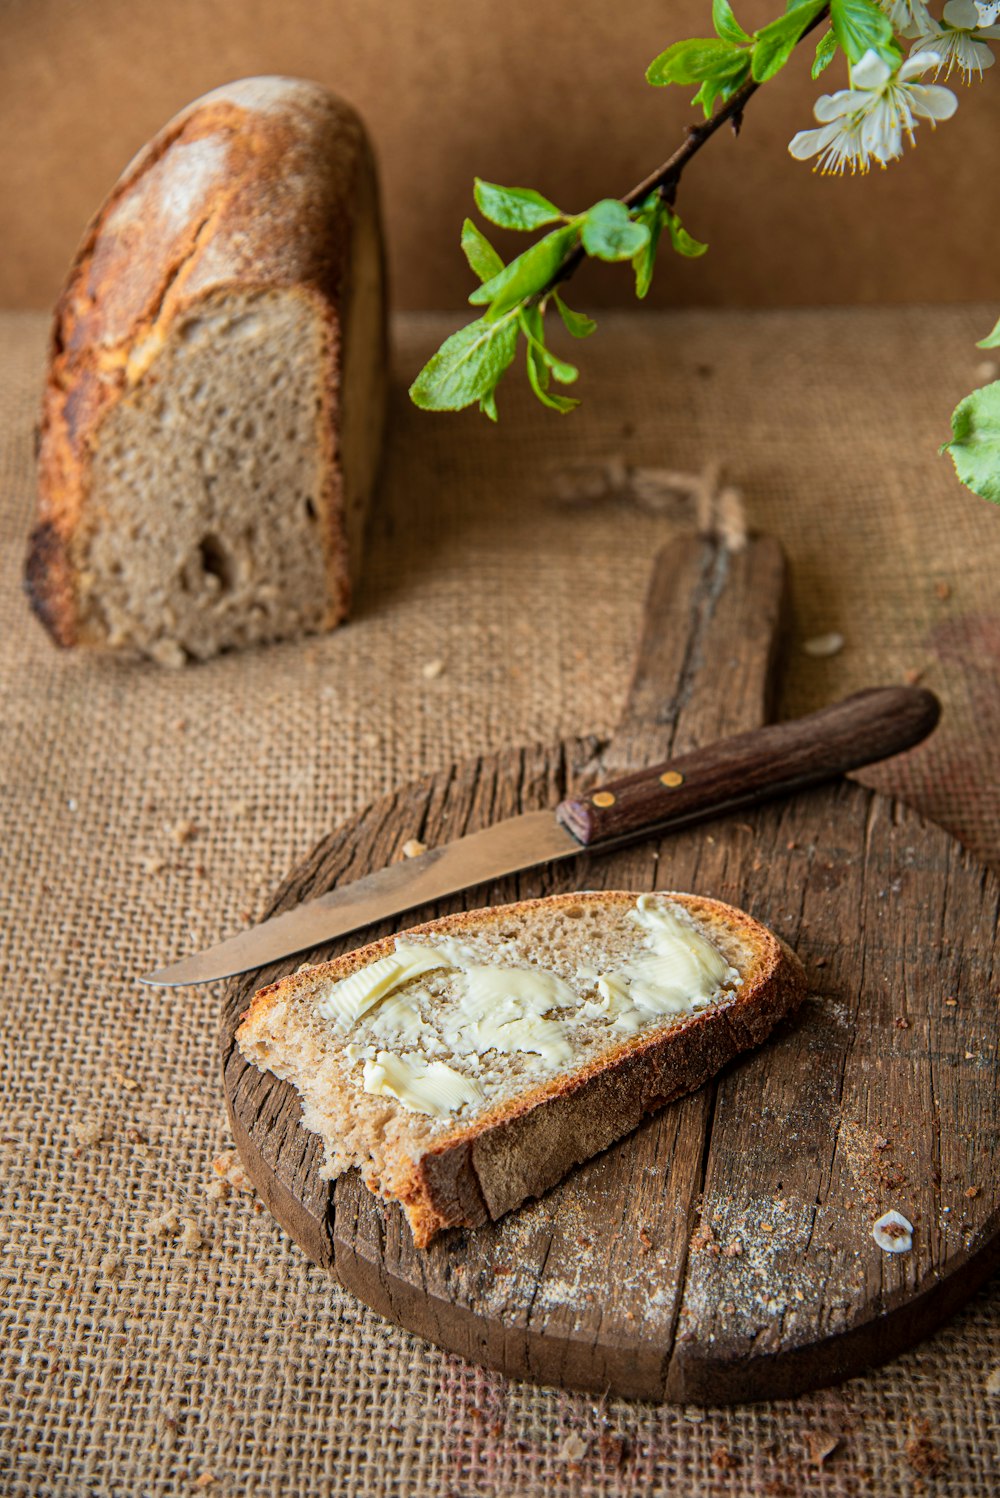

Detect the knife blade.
xmin=141 ymin=685 xmax=939 ymax=986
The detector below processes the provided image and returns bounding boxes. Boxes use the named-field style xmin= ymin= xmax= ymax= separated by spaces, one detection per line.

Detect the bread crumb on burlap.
xmin=70 ymin=1117 xmax=108 ymax=1146
xmin=145 ymin=1209 xmax=206 ymax=1252
xmin=210 ymin=1147 xmax=255 ymax=1197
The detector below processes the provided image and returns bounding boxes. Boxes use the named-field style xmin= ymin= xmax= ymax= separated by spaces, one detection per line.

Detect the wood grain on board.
xmin=222 ymin=536 xmax=1000 ymax=1403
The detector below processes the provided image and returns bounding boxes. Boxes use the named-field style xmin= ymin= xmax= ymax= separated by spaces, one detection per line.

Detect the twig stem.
xmin=545 ymin=4 xmax=831 ymax=296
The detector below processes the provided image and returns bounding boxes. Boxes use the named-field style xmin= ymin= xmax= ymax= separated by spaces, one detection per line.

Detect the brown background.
xmin=3 ymin=0 xmax=999 ymax=312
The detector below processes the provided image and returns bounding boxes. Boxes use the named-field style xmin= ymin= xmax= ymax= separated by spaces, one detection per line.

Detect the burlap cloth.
xmin=2 ymin=307 xmax=999 ymax=1495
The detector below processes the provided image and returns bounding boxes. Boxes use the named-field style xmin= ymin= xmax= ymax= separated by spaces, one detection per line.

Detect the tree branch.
xmin=543 ymin=4 xmax=831 ymax=299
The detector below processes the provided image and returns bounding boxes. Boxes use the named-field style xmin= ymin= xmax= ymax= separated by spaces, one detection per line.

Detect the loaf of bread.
xmin=26 ymin=76 xmax=386 ymax=666
xmin=237 ymin=890 xmax=806 ymax=1247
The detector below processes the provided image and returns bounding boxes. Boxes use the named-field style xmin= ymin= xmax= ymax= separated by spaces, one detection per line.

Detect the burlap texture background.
xmin=2 ymin=308 xmax=999 ymax=1495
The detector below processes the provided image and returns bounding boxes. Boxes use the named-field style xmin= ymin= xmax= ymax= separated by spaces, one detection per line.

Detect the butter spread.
xmin=314 ymin=943 xmax=455 ymax=1026
xmin=591 ymin=895 xmax=740 ymax=1031
xmin=362 ymin=1052 xmax=485 ymax=1118
xmin=316 ymin=898 xmax=739 ymax=1120
xmin=439 ymin=965 xmax=579 ymax=1066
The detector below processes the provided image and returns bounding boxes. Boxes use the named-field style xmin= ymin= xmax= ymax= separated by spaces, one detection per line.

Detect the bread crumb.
xmin=905 ymin=1421 xmax=948 ymax=1477
xmin=149 ymin=639 xmax=186 ymax=670
xmin=100 ymin=1253 xmax=121 ymax=1277
xmin=139 ymin=856 xmax=168 ymax=876
xmin=178 ymin=1218 xmax=203 ymax=1252
xmin=212 ymin=1148 xmax=254 ymax=1193
xmin=558 ymin=1433 xmax=587 ymax=1462
xmin=976 ymin=358 xmax=999 ymax=382
xmin=711 ymin=1446 xmax=736 ymax=1471
xmin=895 ymin=1016 xmax=910 ymax=1029
xmin=638 ymin=1227 xmax=653 ymax=1253
xmin=147 ymin=1209 xmax=181 ymax=1239
xmin=170 ymin=818 xmax=198 ymax=846
xmin=113 ymin=1071 xmax=141 ymax=1094
xmin=722 ymin=1240 xmax=743 ymax=1258
xmin=808 ymin=1433 xmax=841 ymax=1465
xmin=802 ymin=632 xmax=845 ymax=658
xmin=902 ymin=667 xmax=925 ymax=686
xmin=70 ymin=1118 xmax=108 ymax=1147
xmin=597 ymin=1433 xmax=627 ymax=1468
xmin=965 ymin=1186 xmax=980 ymax=1199
xmin=204 ymin=1180 xmax=229 ymax=1203
xmin=985 ymin=1365 xmax=1000 ymax=1396
xmin=421 ymin=659 xmax=445 ymax=680
xmin=402 ymin=838 xmax=428 ymax=859
xmin=944 ymin=996 xmax=958 ymax=1007
xmin=934 ymin=581 xmax=951 ymax=601
xmin=126 ymin=1127 xmax=147 ymax=1145
xmin=873 ymin=1209 xmax=913 ymax=1253
xmin=145 ymin=1209 xmax=204 ymax=1252
xmin=192 ymin=1474 xmax=216 ymax=1490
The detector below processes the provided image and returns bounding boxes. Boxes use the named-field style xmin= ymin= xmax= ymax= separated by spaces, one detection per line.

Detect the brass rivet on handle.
xmin=659 ymin=770 xmax=684 ymax=788
xmin=592 ymin=791 xmax=616 ymax=808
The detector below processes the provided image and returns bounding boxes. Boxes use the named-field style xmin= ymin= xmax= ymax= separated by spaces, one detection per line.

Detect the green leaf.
xmin=473 ymin=179 xmax=564 ymax=232
xmin=581 ymin=200 xmax=650 ymax=262
xmin=751 ymin=0 xmax=826 ymax=83
xmin=552 ymin=292 xmax=597 ymax=338
xmin=712 ymin=0 xmax=750 ymax=45
xmin=525 ymin=342 xmax=579 ymax=412
xmin=479 ymin=389 xmax=499 ymax=422
xmin=409 ymin=314 xmax=518 ymax=412
xmin=812 ymin=28 xmax=838 ymax=78
xmin=468 ymin=225 xmax=579 ymax=317
xmin=519 ymin=308 xmax=579 ymax=384
xmin=977 ymin=313 xmax=1000 ymax=350
xmin=829 ymin=0 xmax=899 ymax=66
xmin=646 ymin=37 xmax=742 ymax=87
xmin=521 ymin=308 xmax=580 ymax=411
xmin=646 ymin=33 xmax=753 ymax=117
xmin=666 ymin=210 xmax=709 ymax=259
xmin=691 ymin=57 xmax=752 ymax=118
xmin=460 ymin=218 xmax=504 ymax=283
xmin=942 ymin=381 xmax=1000 ymax=504
xmin=631 ymin=194 xmax=667 ymax=298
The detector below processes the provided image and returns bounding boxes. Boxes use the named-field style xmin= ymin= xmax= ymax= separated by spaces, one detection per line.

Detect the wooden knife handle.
xmin=555 ymin=686 xmax=940 ymax=847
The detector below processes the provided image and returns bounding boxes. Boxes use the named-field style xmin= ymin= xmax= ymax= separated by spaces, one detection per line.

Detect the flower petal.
xmin=814 ymin=90 xmax=862 ymax=121
xmin=851 ymin=49 xmax=892 ymax=89
xmin=943 ymin=0 xmax=981 ymax=25
xmin=788 ymin=123 xmax=842 ymax=159
xmin=860 ymin=107 xmax=903 ymax=161
xmin=900 ymin=48 xmax=946 ymax=79
xmin=906 ymin=82 xmax=960 ymax=117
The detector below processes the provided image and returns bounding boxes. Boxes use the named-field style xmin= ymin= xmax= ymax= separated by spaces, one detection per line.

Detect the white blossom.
xmin=911 ymin=0 xmax=1000 ymax=79
xmin=974 ymin=3 xmax=1000 ymax=25
xmin=881 ymin=1 xmax=936 ymax=38
xmin=788 ymin=50 xmax=958 ymax=174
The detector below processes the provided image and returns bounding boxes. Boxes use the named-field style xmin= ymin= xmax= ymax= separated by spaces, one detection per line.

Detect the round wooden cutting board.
xmin=221 ymin=537 xmax=1000 ymax=1403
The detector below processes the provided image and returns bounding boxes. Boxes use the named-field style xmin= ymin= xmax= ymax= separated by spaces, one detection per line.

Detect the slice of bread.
xmin=237 ymin=891 xmax=806 ymax=1248
xmin=26 ymin=76 xmax=386 ymax=665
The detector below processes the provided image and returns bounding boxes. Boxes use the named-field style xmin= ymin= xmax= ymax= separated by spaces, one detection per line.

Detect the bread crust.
xmin=27 ymin=76 xmax=387 ymax=648
xmin=239 ymin=890 xmax=807 ymax=1249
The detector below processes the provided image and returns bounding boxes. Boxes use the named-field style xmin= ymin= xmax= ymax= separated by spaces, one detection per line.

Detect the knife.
xmin=141 ymin=685 xmax=939 ymax=987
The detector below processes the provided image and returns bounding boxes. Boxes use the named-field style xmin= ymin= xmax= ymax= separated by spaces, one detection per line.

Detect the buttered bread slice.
xmin=236 ymin=891 xmax=806 ymax=1247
